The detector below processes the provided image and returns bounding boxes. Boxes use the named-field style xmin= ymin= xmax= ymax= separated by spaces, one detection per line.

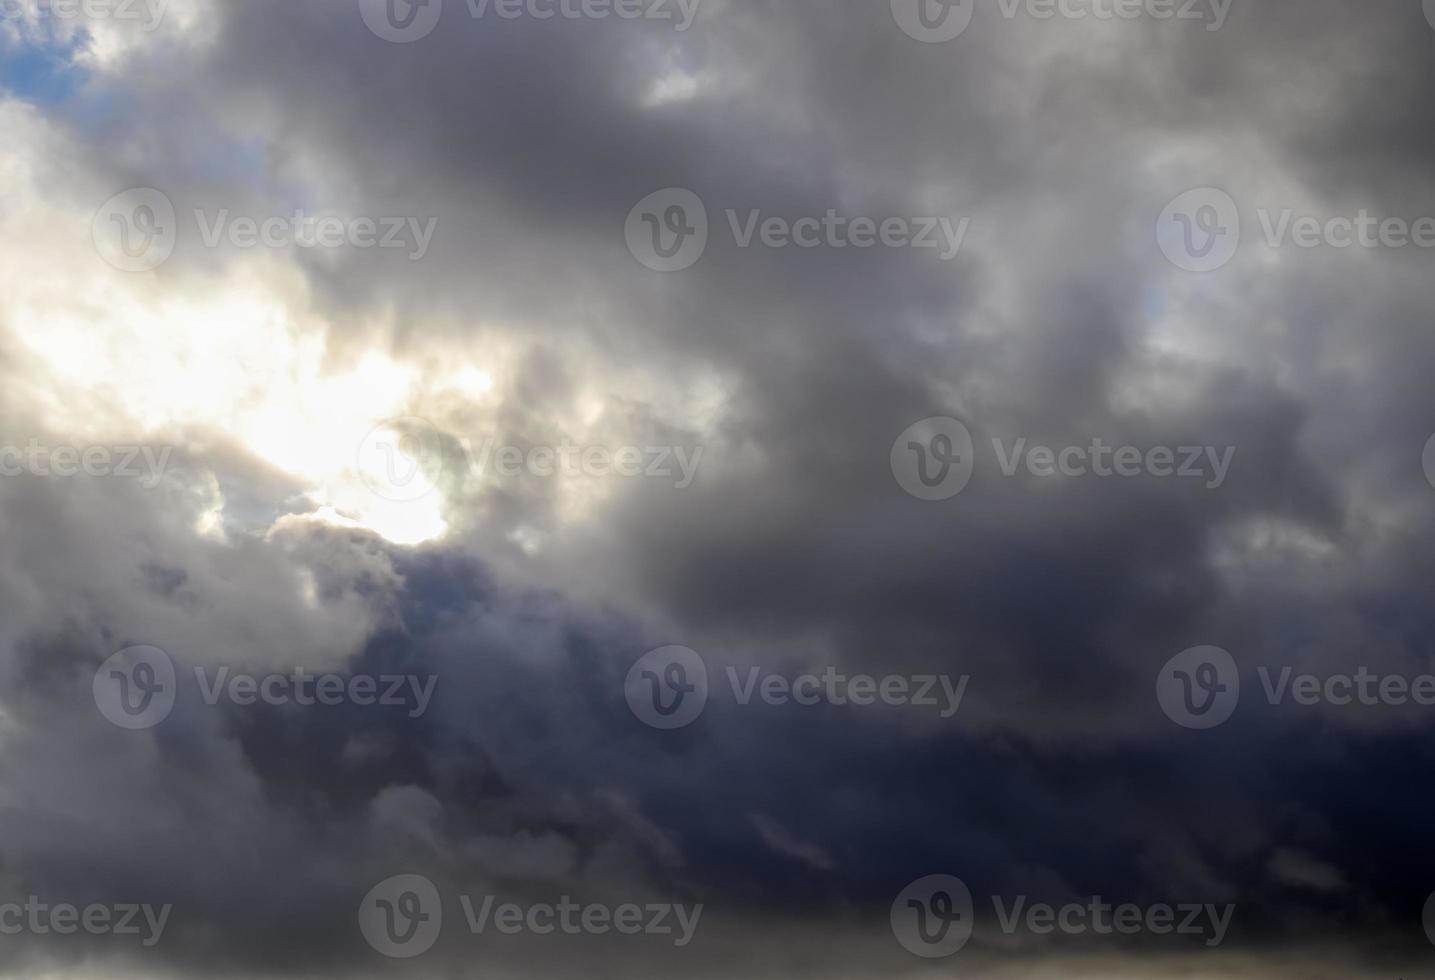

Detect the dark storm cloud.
xmin=4 ymin=0 xmax=1435 ymax=976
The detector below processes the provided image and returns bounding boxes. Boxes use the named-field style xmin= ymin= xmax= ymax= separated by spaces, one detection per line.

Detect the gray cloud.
xmin=2 ymin=0 xmax=1435 ymax=975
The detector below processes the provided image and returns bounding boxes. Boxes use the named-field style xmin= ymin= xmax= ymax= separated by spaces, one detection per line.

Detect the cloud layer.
xmin=3 ymin=0 xmax=1435 ymax=975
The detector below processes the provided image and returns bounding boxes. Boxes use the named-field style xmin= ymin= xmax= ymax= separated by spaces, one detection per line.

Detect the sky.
xmin=3 ymin=0 xmax=1435 ymax=976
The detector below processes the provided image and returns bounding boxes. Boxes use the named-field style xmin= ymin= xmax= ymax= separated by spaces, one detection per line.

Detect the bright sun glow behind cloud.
xmin=0 ymin=105 xmax=452 ymax=545
xmin=0 ymin=93 xmax=726 ymax=551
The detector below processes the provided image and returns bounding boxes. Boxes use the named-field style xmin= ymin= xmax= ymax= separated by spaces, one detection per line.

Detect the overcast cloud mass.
xmin=3 ymin=0 xmax=1435 ymax=975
